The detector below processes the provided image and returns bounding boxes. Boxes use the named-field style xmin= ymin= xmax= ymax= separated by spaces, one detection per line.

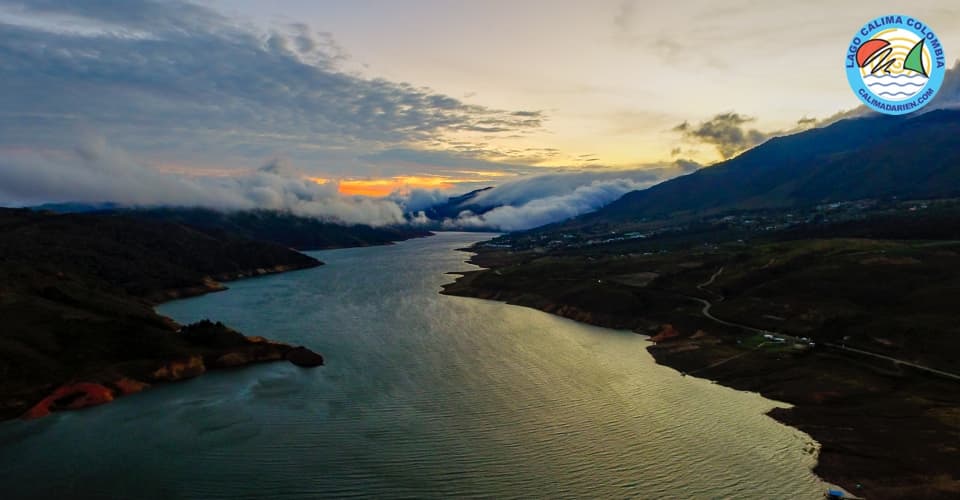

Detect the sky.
xmin=209 ymin=0 xmax=960 ymax=163
xmin=1 ymin=0 xmax=959 ymax=228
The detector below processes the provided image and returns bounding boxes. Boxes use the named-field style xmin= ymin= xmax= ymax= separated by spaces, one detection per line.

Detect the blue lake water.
xmin=0 ymin=232 xmax=823 ymax=498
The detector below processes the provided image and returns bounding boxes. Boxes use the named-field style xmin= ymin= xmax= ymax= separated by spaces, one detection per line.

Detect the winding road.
xmin=822 ymin=343 xmax=960 ymax=381
xmin=687 ymin=267 xmax=960 ymax=382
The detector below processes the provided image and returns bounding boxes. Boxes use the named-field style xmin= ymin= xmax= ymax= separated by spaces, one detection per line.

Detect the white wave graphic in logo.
xmin=862 ymin=74 xmax=927 ymax=101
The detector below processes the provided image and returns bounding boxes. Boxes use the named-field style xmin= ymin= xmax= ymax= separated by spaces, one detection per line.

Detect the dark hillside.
xmin=0 ymin=209 xmax=323 ymax=420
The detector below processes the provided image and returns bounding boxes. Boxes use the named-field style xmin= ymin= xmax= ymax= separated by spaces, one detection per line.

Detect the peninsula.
xmin=0 ymin=208 xmax=325 ymax=420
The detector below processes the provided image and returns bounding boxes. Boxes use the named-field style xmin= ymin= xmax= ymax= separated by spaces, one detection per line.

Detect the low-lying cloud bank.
xmin=0 ymin=137 xmax=699 ymax=229
xmin=0 ymin=139 xmax=408 ymax=225
xmin=436 ymin=162 xmax=700 ymax=231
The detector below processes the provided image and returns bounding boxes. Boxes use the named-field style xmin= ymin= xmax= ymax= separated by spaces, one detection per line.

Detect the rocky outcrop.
xmin=285 ymin=346 xmax=325 ymax=367
xmin=151 ymin=355 xmax=207 ymax=381
xmin=650 ymin=324 xmax=681 ymax=342
xmin=114 ymin=378 xmax=150 ymax=395
xmin=23 ymin=382 xmax=115 ymax=419
xmin=19 ymin=323 xmax=324 ymax=420
xmin=207 ymin=342 xmax=289 ymax=368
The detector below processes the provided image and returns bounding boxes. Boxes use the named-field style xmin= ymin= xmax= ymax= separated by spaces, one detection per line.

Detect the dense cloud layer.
xmin=0 ymin=139 xmax=408 ymax=225
xmin=440 ymin=162 xmax=700 ymax=231
xmin=0 ymin=134 xmax=700 ymax=229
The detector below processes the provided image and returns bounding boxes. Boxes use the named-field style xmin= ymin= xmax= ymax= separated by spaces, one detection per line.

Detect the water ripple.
xmin=0 ymin=233 xmax=824 ymax=499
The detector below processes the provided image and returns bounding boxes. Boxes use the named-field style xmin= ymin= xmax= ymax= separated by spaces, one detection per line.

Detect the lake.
xmin=0 ymin=232 xmax=823 ymax=498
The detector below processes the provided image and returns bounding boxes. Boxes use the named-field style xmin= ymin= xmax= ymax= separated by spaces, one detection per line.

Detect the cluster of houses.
xmin=763 ymin=333 xmax=816 ymax=348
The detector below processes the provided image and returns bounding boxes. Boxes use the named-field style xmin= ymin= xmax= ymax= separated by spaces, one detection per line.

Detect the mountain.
xmin=572 ymin=109 xmax=960 ymax=226
xmin=32 ymin=202 xmax=124 ymax=213
xmin=420 ymin=187 xmax=496 ymax=221
xmin=34 ymin=206 xmax=433 ymax=250
xmin=0 ymin=208 xmax=323 ymax=420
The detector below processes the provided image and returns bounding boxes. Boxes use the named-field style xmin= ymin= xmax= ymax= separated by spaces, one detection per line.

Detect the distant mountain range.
xmin=561 ymin=109 xmax=960 ymax=228
xmin=32 ymin=206 xmax=432 ymax=250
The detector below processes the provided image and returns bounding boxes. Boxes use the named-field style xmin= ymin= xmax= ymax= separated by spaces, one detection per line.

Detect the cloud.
xmin=805 ymin=60 xmax=960 ymax=128
xmin=391 ymin=189 xmax=450 ymax=214
xmin=0 ymin=132 xmax=702 ymax=232
xmin=425 ymin=57 xmax=960 ymax=232
xmin=668 ymin=62 xmax=960 ymax=163
xmin=673 ymin=113 xmax=771 ymax=159
xmin=361 ymin=148 xmax=533 ymax=174
xmin=449 ymin=179 xmax=644 ymax=232
xmin=0 ymin=0 xmax=542 ymax=174
xmin=930 ymin=59 xmax=960 ymax=109
xmin=613 ymin=0 xmax=637 ymax=35
xmin=441 ymin=162 xmax=700 ymax=231
xmin=1 ymin=0 xmax=223 ymax=31
xmin=0 ymin=136 xmax=409 ymax=226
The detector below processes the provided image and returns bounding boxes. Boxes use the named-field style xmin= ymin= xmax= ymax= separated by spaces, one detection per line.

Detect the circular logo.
xmin=846 ymin=15 xmax=946 ymax=115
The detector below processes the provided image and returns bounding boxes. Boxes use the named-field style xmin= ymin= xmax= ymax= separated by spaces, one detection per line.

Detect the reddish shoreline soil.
xmin=7 ymin=266 xmax=324 ymax=422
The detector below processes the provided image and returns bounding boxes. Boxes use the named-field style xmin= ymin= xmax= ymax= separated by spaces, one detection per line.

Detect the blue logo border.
xmin=845 ymin=14 xmax=945 ymax=115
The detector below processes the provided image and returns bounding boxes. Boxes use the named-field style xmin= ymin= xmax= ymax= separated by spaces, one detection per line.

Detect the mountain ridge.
xmin=30 ymin=205 xmax=433 ymax=250
xmin=568 ymin=109 xmax=960 ymax=227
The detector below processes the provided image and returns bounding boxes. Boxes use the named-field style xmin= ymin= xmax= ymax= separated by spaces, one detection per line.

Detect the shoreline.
xmin=440 ymin=246 xmax=957 ymax=499
xmin=439 ymin=270 xmax=841 ymax=496
xmin=439 ymin=280 xmax=834 ymax=495
xmin=0 ymin=208 xmax=432 ymax=422
xmin=148 ymin=261 xmax=322 ymax=303
xmin=5 ymin=262 xmax=325 ymax=422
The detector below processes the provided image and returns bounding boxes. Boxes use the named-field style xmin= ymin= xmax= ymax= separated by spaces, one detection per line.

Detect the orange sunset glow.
xmin=311 ymin=175 xmax=496 ymax=197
